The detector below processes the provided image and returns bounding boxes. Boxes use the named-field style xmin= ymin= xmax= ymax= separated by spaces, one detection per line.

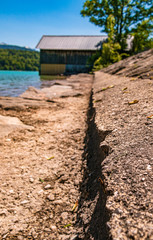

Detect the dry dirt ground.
xmin=0 ymin=49 xmax=153 ymax=240
xmin=0 ymin=74 xmax=93 ymax=240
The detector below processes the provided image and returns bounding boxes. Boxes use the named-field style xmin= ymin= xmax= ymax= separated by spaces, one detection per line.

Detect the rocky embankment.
xmin=74 ymin=49 xmax=153 ymax=240
xmin=0 ymin=49 xmax=152 ymax=239
xmin=92 ymin=49 xmax=153 ymax=239
xmin=102 ymin=48 xmax=153 ymax=79
xmin=92 ymin=72 xmax=153 ymax=239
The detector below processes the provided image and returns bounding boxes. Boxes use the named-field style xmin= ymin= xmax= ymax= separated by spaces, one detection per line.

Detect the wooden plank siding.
xmin=40 ymin=50 xmax=94 ymax=75
xmin=41 ymin=64 xmax=66 ymax=75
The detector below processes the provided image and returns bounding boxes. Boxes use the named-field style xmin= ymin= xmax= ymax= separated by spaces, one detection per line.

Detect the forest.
xmin=0 ymin=49 xmax=40 ymax=71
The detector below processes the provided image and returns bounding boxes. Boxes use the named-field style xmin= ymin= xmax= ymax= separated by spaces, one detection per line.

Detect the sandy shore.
xmin=0 ymin=74 xmax=93 ymax=239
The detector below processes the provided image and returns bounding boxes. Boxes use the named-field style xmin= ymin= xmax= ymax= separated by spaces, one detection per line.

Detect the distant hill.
xmin=0 ymin=43 xmax=36 ymax=52
xmin=0 ymin=49 xmax=40 ymax=71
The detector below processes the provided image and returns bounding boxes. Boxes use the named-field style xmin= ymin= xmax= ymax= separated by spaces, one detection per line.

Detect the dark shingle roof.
xmin=36 ymin=35 xmax=107 ymax=50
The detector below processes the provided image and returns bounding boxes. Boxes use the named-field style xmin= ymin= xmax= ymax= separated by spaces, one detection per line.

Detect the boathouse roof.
xmin=36 ymin=35 xmax=107 ymax=51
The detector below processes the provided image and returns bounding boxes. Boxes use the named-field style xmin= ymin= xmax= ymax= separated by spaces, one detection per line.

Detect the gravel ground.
xmin=92 ymin=71 xmax=153 ymax=240
xmin=0 ymin=74 xmax=93 ymax=239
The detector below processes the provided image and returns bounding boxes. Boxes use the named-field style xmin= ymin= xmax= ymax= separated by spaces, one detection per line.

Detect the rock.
xmin=59 ymin=235 xmax=70 ymax=240
xmin=53 ymin=200 xmax=63 ymax=205
xmin=147 ymin=165 xmax=151 ymax=171
xmin=20 ymin=84 xmax=76 ymax=100
xmin=74 ymin=179 xmax=80 ymax=186
xmin=44 ymin=184 xmax=54 ymax=190
xmin=59 ymin=175 xmax=69 ymax=183
xmin=0 ymin=114 xmax=34 ymax=137
xmin=51 ymin=225 xmax=57 ymax=231
xmin=49 ymin=213 xmax=54 ymax=219
xmin=47 ymin=194 xmax=55 ymax=201
xmin=102 ymin=48 xmax=153 ymax=79
xmin=38 ymin=189 xmax=44 ymax=195
xmin=44 ymin=228 xmax=51 ymax=232
xmin=61 ymin=212 xmax=68 ymax=220
xmin=17 ymin=236 xmax=24 ymax=240
xmin=0 ymin=209 xmax=8 ymax=216
xmin=70 ymin=235 xmax=78 ymax=240
xmin=29 ymin=177 xmax=34 ymax=183
xmin=2 ymin=233 xmax=9 ymax=239
xmin=20 ymin=200 xmax=29 ymax=205
xmin=9 ymin=189 xmax=14 ymax=194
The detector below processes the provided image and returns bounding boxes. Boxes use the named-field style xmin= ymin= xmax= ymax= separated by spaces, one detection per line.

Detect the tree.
xmin=81 ymin=0 xmax=153 ymax=50
xmin=93 ymin=15 xmax=122 ymax=70
xmin=132 ymin=20 xmax=153 ymax=53
xmin=0 ymin=49 xmax=40 ymax=71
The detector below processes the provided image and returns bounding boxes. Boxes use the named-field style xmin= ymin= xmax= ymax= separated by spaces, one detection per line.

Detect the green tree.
xmin=81 ymin=0 xmax=153 ymax=50
xmin=132 ymin=20 xmax=153 ymax=53
xmin=93 ymin=15 xmax=122 ymax=70
xmin=0 ymin=49 xmax=40 ymax=71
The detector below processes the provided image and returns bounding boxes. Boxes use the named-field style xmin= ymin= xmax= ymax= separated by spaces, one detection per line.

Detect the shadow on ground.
xmin=76 ymin=91 xmax=112 ymax=240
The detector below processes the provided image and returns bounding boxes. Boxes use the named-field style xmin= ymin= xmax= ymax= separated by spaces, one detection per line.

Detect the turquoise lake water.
xmin=0 ymin=70 xmax=42 ymax=97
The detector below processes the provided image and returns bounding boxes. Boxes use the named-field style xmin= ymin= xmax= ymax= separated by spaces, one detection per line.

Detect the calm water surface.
xmin=0 ymin=70 xmax=42 ymax=97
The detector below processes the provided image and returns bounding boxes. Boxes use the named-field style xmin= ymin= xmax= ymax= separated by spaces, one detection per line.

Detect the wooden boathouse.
xmin=36 ymin=35 xmax=107 ymax=75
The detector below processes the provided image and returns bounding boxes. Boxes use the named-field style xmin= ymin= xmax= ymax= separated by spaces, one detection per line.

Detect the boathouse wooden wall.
xmin=40 ymin=50 xmax=94 ymax=75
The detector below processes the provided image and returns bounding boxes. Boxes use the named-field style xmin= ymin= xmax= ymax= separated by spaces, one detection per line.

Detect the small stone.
xmin=59 ymin=175 xmax=68 ymax=183
xmin=17 ymin=236 xmax=24 ymax=240
xmin=70 ymin=235 xmax=78 ymax=240
xmin=114 ymin=191 xmax=118 ymax=197
xmin=29 ymin=177 xmax=34 ymax=183
xmin=3 ymin=233 xmax=9 ymax=239
xmin=51 ymin=225 xmax=57 ymax=231
xmin=59 ymin=235 xmax=69 ymax=240
xmin=114 ymin=208 xmax=123 ymax=214
xmin=6 ymin=139 xmax=11 ymax=142
xmin=20 ymin=200 xmax=29 ymax=205
xmin=0 ymin=209 xmax=8 ymax=216
xmin=55 ymin=187 xmax=62 ymax=195
xmin=38 ymin=189 xmax=44 ymax=195
xmin=49 ymin=213 xmax=54 ymax=219
xmin=44 ymin=228 xmax=51 ymax=232
xmin=44 ymin=184 xmax=54 ymax=190
xmin=53 ymin=200 xmax=63 ymax=204
xmin=147 ymin=165 xmax=151 ymax=170
xmin=61 ymin=212 xmax=68 ymax=220
xmin=74 ymin=179 xmax=80 ymax=186
xmin=47 ymin=194 xmax=55 ymax=201
xmin=9 ymin=189 xmax=14 ymax=194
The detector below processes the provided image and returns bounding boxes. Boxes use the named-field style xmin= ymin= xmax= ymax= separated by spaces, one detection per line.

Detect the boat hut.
xmin=36 ymin=35 xmax=107 ymax=75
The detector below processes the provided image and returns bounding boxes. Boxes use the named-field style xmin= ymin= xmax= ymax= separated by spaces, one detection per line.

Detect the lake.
xmin=0 ymin=70 xmax=42 ymax=97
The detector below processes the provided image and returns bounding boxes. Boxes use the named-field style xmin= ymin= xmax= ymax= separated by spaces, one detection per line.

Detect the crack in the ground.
xmin=76 ymin=90 xmax=112 ymax=240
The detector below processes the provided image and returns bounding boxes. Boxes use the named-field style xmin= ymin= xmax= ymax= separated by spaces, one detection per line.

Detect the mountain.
xmin=0 ymin=43 xmax=37 ymax=51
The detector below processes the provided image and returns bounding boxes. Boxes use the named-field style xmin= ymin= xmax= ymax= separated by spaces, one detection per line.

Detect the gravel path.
xmin=92 ymin=71 xmax=153 ymax=240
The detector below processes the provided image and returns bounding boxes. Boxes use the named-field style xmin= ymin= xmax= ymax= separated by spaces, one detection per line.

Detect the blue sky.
xmin=0 ymin=0 xmax=104 ymax=48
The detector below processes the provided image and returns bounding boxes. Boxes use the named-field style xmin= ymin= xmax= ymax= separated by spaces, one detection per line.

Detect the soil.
xmin=0 ymin=74 xmax=93 ymax=240
xmin=0 ymin=49 xmax=153 ymax=240
xmin=92 ymin=72 xmax=153 ymax=240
